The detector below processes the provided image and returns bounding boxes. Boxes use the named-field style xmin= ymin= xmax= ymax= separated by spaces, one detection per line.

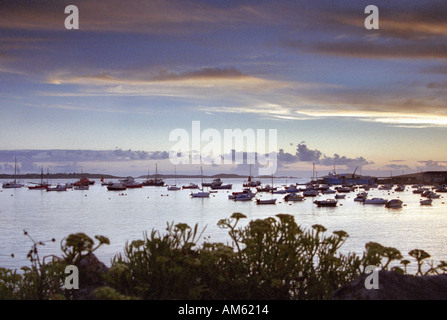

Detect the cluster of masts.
xmin=3 ymin=160 xmax=446 ymax=207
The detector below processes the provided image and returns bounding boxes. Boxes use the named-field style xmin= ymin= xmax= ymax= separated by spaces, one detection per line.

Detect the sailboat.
xmin=44 ymin=168 xmax=67 ymax=191
xmin=191 ymin=166 xmax=210 ymax=198
xmin=167 ymin=166 xmax=181 ymax=191
xmin=243 ymin=164 xmax=261 ymax=187
xmin=2 ymin=157 xmax=24 ymax=189
xmin=28 ymin=167 xmax=50 ymax=190
xmin=143 ymin=164 xmax=165 ymax=186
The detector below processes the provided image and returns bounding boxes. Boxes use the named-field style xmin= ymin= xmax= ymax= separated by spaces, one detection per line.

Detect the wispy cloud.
xmin=0 ymin=0 xmax=270 ymax=34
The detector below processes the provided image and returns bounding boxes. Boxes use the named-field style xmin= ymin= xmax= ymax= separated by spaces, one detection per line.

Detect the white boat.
xmin=420 ymin=199 xmax=433 ymax=205
xmin=74 ymin=185 xmax=89 ymax=190
xmin=120 ymin=177 xmax=143 ymax=189
xmin=283 ymin=193 xmax=305 ymax=201
xmin=190 ymin=191 xmax=210 ymax=198
xmin=3 ymin=181 xmax=24 ymax=189
xmin=167 ymin=166 xmax=181 ymax=191
xmin=46 ymin=184 xmax=67 ymax=192
xmin=385 ymin=199 xmax=403 ymax=208
xmin=363 ymin=198 xmax=387 ymax=204
xmin=190 ymin=167 xmax=210 ymax=198
xmin=354 ymin=192 xmax=368 ymax=202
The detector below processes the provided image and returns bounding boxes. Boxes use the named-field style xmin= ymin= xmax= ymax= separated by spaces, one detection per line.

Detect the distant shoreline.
xmin=0 ymin=173 xmax=299 ymax=180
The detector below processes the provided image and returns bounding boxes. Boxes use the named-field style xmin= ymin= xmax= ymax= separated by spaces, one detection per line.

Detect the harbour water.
xmin=1 ymin=178 xmax=446 ymax=272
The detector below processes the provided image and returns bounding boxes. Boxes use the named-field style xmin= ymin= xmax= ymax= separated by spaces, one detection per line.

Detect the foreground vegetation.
xmin=1 ymin=213 xmax=446 ymax=300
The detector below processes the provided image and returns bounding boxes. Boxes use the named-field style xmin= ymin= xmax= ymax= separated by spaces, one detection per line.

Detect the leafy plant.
xmin=1 ymin=213 xmax=447 ymax=300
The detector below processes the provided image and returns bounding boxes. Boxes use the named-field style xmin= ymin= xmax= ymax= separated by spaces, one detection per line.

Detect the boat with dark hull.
xmin=314 ymin=199 xmax=338 ymax=207
xmin=142 ymin=164 xmax=165 ymax=187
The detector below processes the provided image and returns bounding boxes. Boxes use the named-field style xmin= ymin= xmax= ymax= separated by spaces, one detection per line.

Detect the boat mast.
xmin=174 ymin=166 xmax=177 ymax=185
xmin=200 ymin=166 xmax=204 ymax=189
xmin=14 ymin=157 xmax=17 ymax=183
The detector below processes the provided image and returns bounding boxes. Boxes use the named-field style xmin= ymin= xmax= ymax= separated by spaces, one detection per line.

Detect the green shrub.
xmin=1 ymin=213 xmax=446 ymax=300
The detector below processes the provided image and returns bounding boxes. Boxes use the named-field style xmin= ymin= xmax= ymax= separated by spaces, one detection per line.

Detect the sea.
xmin=1 ymin=177 xmax=446 ymax=273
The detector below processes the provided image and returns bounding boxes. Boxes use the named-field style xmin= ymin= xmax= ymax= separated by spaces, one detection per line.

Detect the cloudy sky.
xmin=1 ymin=0 xmax=446 ymax=177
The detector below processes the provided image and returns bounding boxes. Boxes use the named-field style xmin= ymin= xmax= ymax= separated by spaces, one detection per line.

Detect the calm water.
xmin=1 ymin=178 xmax=447 ymax=271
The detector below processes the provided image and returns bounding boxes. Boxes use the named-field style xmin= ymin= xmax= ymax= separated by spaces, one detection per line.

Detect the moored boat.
xmin=420 ymin=199 xmax=433 ymax=205
xmin=28 ymin=167 xmax=51 ymax=189
xmin=107 ymin=183 xmax=127 ymax=191
xmin=256 ymin=185 xmax=276 ymax=192
xmin=74 ymin=185 xmax=89 ymax=190
xmin=272 ymin=189 xmax=287 ymax=194
xmin=233 ymin=193 xmax=253 ymax=201
xmin=255 ymin=198 xmax=277 ymax=205
xmin=120 ymin=177 xmax=143 ymax=188
xmin=202 ymin=178 xmax=222 ymax=187
xmin=303 ymin=189 xmax=319 ymax=197
xmin=385 ymin=199 xmax=403 ymax=208
xmin=363 ymin=198 xmax=387 ymax=204
xmin=2 ymin=157 xmax=24 ymax=189
xmin=190 ymin=190 xmax=210 ymax=198
xmin=313 ymin=199 xmax=337 ymax=207
xmin=46 ymin=184 xmax=67 ymax=192
xmin=354 ymin=192 xmax=368 ymax=202
xmin=229 ymin=188 xmax=256 ymax=199
xmin=142 ymin=164 xmax=165 ymax=186
xmin=283 ymin=193 xmax=305 ymax=201
xmin=210 ymin=184 xmax=232 ymax=190
xmin=182 ymin=183 xmax=199 ymax=189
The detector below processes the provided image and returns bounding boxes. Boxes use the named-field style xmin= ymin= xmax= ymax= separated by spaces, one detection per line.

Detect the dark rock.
xmin=333 ymin=270 xmax=447 ymax=300
xmin=72 ymin=254 xmax=109 ymax=300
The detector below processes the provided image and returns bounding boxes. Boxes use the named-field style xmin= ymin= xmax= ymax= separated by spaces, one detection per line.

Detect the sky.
xmin=1 ymin=0 xmax=447 ymax=178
